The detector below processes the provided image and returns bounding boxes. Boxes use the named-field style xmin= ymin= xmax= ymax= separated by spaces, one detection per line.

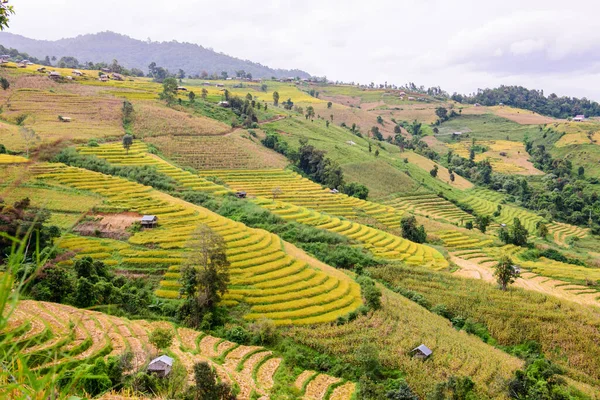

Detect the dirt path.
xmin=451 ymin=255 xmax=600 ymax=307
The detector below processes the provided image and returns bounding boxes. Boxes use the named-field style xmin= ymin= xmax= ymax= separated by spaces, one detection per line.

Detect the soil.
xmin=73 ymin=212 xmax=141 ymax=239
xmin=451 ymin=255 xmax=600 ymax=307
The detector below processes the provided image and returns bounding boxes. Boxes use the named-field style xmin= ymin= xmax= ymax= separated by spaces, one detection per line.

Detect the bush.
xmin=357 ymin=276 xmax=382 ymax=310
xmin=343 ymin=182 xmax=369 ymax=200
xmin=225 ymin=325 xmax=249 ymax=344
xmin=400 ymin=215 xmax=427 ymax=243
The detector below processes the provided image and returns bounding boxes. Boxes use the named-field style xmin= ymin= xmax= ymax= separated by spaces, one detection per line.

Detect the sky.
xmin=5 ymin=0 xmax=600 ymax=100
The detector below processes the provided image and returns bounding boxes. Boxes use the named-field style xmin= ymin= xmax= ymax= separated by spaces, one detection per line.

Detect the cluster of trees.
xmin=400 ymin=215 xmax=427 ymax=243
xmin=0 ymin=197 xmax=60 ymax=262
xmin=452 ymin=85 xmax=600 ymax=118
xmin=23 ymin=256 xmax=155 ymax=315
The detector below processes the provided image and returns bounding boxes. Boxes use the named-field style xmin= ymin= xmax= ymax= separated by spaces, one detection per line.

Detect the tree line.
xmin=451 ymin=85 xmax=600 ymax=118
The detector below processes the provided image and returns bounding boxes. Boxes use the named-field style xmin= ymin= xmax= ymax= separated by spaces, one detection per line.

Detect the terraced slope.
xmin=32 ymin=163 xmax=362 ymax=325
xmin=257 ymin=198 xmax=448 ymax=269
xmin=77 ymin=142 xmax=229 ymax=195
xmin=4 ymin=300 xmax=355 ymax=400
xmin=437 ymin=230 xmax=494 ymax=251
xmin=460 ymin=189 xmax=588 ymax=245
xmin=382 ymin=192 xmax=474 ymax=225
xmin=196 ymin=168 xmax=404 ymax=229
xmin=78 ymin=143 xmax=404 ymax=230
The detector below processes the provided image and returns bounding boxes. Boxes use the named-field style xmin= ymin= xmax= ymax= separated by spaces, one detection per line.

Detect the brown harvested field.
xmin=132 ymin=101 xmax=230 ymax=137
xmin=146 ymin=129 xmax=288 ymax=170
xmin=402 ymin=151 xmax=474 ymax=189
xmin=73 ymin=212 xmax=141 ymax=239
xmin=420 ymin=135 xmax=449 ymax=154
xmin=373 ymin=104 xmax=440 ymax=124
xmin=318 ymin=93 xmax=361 ymax=107
xmin=311 ymin=103 xmax=399 ymax=139
xmin=1 ymin=89 xmax=124 ymax=144
xmin=489 ymin=106 xmax=557 ymax=125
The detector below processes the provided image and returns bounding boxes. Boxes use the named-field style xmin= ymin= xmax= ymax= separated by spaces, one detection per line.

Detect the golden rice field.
xmin=196 ymin=168 xmax=404 ymax=229
xmin=1 ymin=89 xmax=124 ymax=143
xmin=132 ymin=102 xmax=230 ymax=137
xmin=448 ymin=140 xmax=542 ymax=175
xmin=369 ymin=264 xmax=600 ymax=396
xmin=0 ymin=154 xmax=29 ymax=164
xmin=3 ymin=300 xmax=355 ymax=400
xmin=382 ymin=192 xmax=474 ymax=225
xmin=256 ymin=198 xmax=448 ymax=269
xmin=553 ymin=121 xmax=600 ymax=147
xmin=32 ymin=163 xmax=363 ymax=325
xmin=78 ymin=141 xmax=229 ymax=195
xmin=289 ymin=284 xmax=523 ymax=399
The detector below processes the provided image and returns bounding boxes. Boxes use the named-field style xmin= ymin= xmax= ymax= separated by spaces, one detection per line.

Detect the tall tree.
xmin=178 ymin=226 xmax=230 ymax=329
xmin=160 ymin=77 xmax=178 ymax=105
xmin=122 ymin=134 xmax=133 ymax=155
xmin=273 ymin=91 xmax=280 ymax=106
xmin=188 ymin=91 xmax=196 ymax=103
xmin=494 ymin=255 xmax=519 ymax=291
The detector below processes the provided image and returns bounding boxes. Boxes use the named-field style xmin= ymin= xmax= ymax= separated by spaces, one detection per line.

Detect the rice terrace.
xmin=2 ymin=1 xmax=600 ymax=399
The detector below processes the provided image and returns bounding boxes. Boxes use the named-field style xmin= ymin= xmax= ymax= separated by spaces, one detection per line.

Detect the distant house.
xmin=474 ymin=103 xmax=481 ymax=107
xmin=512 ymin=265 xmax=522 ymax=274
xmin=573 ymin=114 xmax=585 ymax=122
xmin=26 ymin=62 xmax=34 ymax=66
xmin=346 ymin=140 xmax=356 ymax=146
xmin=411 ymin=344 xmax=432 ymax=359
xmin=111 ymin=73 xmax=124 ymax=81
xmin=37 ymin=67 xmax=46 ymax=73
xmin=66 ymin=76 xmax=73 ymax=80
xmin=17 ymin=62 xmax=27 ymax=68
xmin=407 ymin=96 xmax=416 ymax=101
xmin=452 ymin=132 xmax=462 ymax=136
xmin=176 ymin=86 xmax=188 ymax=91
xmin=99 ymin=74 xmax=109 ymax=82
xmin=498 ymin=102 xmax=504 ymax=106
xmin=218 ymin=101 xmax=230 ymax=107
xmin=399 ymin=91 xmax=406 ymax=96
xmin=216 ymin=83 xmax=225 ymax=87
xmin=203 ymin=81 xmax=212 ymax=86
xmin=72 ymin=70 xmax=83 ymax=76
xmin=235 ymin=191 xmax=247 ymax=199
xmin=48 ymin=71 xmax=61 ymax=79
xmin=58 ymin=116 xmax=72 ymax=122
xmin=330 ymin=188 xmax=339 ymax=194
xmin=140 ymin=215 xmax=158 ymax=228
xmin=147 ymin=355 xmax=173 ymax=378
xmin=101 ymin=67 xmax=111 ymax=73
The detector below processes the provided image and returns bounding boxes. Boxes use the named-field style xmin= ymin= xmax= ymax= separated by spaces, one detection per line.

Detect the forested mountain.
xmin=452 ymin=85 xmax=600 ymax=118
xmin=0 ymin=31 xmax=311 ymax=79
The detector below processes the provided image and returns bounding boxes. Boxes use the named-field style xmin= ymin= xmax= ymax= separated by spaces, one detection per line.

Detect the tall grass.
xmin=0 ymin=230 xmax=59 ymax=398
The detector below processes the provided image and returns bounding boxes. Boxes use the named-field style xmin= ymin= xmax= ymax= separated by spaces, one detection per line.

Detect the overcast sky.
xmin=5 ymin=0 xmax=600 ymax=100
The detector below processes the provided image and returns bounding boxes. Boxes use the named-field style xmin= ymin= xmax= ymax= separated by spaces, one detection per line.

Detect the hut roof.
xmin=141 ymin=215 xmax=157 ymax=222
xmin=412 ymin=344 xmax=432 ymax=356
xmin=150 ymin=355 xmax=173 ymax=367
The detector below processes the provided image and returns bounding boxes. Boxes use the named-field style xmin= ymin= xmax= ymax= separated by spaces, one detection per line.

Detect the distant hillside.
xmin=452 ymin=85 xmax=600 ymax=119
xmin=0 ymin=31 xmax=311 ymax=79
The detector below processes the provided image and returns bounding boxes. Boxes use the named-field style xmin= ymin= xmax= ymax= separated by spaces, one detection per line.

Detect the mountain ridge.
xmin=0 ymin=31 xmax=311 ymax=78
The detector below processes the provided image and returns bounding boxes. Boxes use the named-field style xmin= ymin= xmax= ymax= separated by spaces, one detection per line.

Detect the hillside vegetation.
xmin=2 ymin=57 xmax=600 ymax=400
